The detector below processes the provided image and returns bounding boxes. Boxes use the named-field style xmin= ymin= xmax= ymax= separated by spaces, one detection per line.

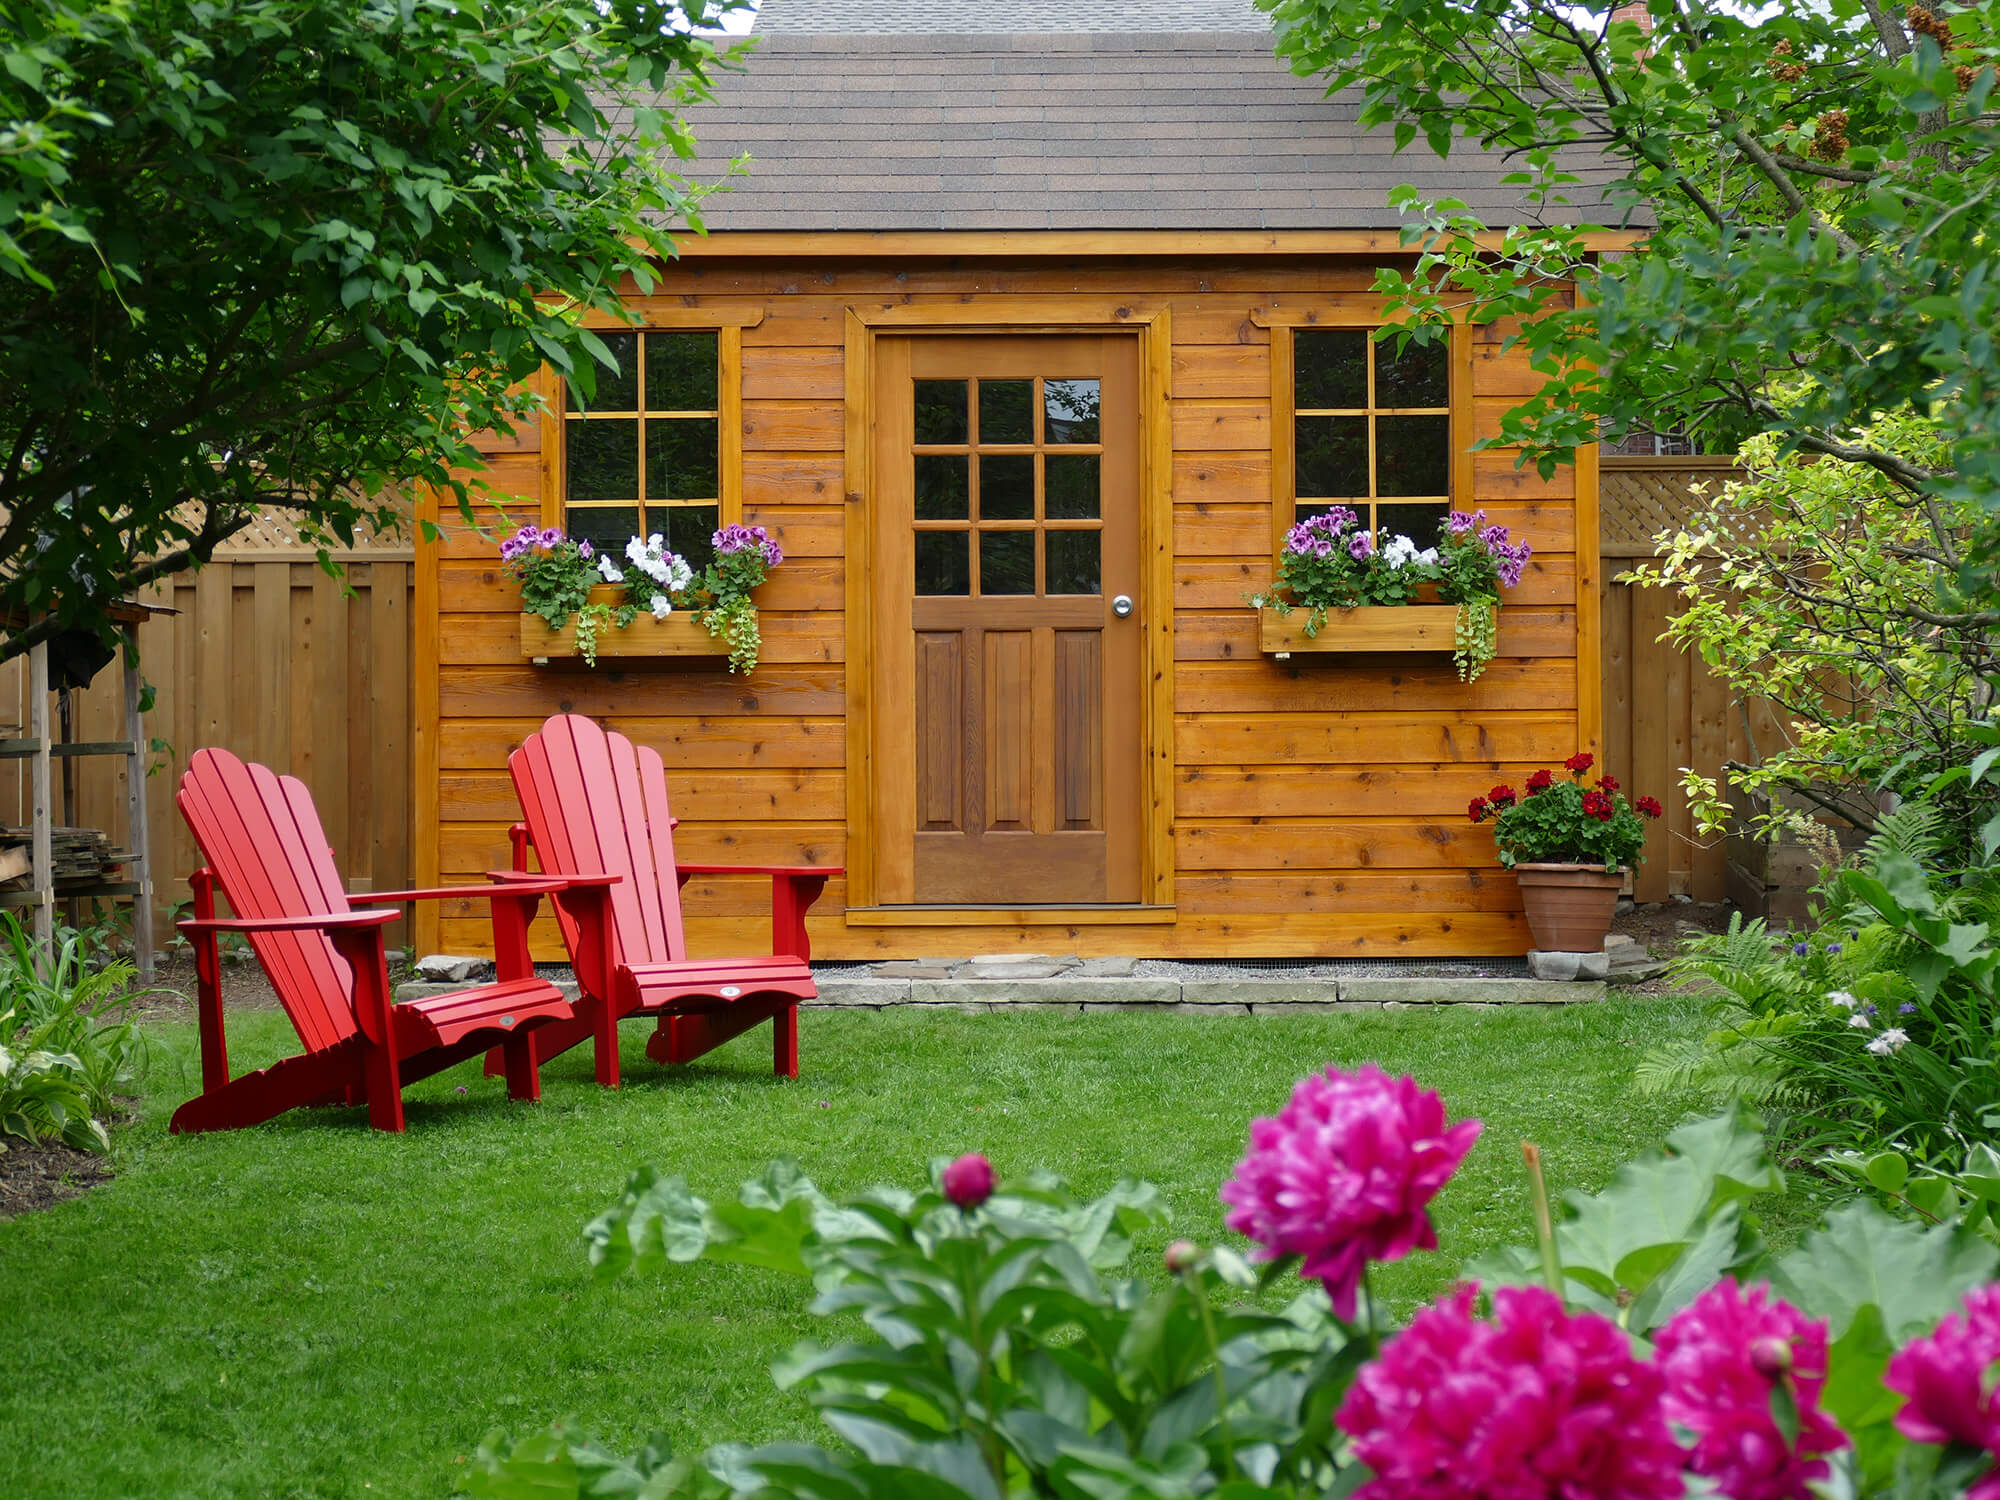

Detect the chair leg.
xmin=774 ymin=1003 xmax=799 ymax=1080
xmin=363 ymin=1040 xmax=406 ymax=1132
xmin=594 ymin=995 xmax=621 ymax=1089
xmin=500 ymin=1033 xmax=540 ymax=1102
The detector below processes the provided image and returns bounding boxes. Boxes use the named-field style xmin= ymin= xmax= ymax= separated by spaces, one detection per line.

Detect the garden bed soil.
xmin=0 ymin=1137 xmax=114 ymax=1219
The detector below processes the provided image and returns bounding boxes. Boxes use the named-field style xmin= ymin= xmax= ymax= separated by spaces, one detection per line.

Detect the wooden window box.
xmin=519 ymin=591 xmax=726 ymax=664
xmin=1257 ymin=604 xmax=1460 ymax=658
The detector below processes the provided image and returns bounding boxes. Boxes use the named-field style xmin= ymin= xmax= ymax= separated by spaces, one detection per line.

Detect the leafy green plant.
xmin=1468 ymin=752 xmax=1662 ymax=869
xmin=0 ymin=914 xmax=147 ymax=1151
xmin=461 ymin=1098 xmax=2000 ymax=1500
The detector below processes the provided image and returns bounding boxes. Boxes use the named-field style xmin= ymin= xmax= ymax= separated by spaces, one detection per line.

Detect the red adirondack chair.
xmin=172 ymin=747 xmax=604 ymax=1133
xmin=495 ymin=713 xmax=837 ymax=1086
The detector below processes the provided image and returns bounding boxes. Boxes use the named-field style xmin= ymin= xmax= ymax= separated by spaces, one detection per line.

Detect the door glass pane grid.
xmin=565 ymin=330 xmax=722 ymax=567
xmin=913 ymin=373 xmax=1104 ymax=598
xmin=1293 ymin=328 xmax=1451 ymax=541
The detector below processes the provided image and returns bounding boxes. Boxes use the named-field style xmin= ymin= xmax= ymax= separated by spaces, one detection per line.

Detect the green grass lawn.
xmin=1 ymin=996 xmax=1766 ymax=1499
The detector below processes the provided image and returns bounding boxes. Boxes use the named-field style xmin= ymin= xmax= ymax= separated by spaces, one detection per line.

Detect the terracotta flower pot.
xmin=1512 ymin=862 xmax=1625 ymax=952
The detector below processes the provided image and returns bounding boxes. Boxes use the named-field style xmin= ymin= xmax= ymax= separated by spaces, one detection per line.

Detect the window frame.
xmin=1260 ymin=306 xmax=1474 ymax=560
xmin=540 ymin=307 xmax=763 ymax=551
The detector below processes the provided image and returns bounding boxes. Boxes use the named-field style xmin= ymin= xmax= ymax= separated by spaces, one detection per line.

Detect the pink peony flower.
xmin=941 ymin=1152 xmax=995 ymax=1209
xmin=1885 ymin=1284 xmax=2000 ymax=1498
xmin=1338 ymin=1284 xmax=1683 ymax=1500
xmin=1655 ymin=1279 xmax=1847 ymax=1500
xmin=1219 ymin=1065 xmax=1481 ymax=1320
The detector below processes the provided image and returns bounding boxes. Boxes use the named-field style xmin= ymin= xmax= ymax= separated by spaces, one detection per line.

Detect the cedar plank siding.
xmin=415 ymin=256 xmax=1593 ymax=960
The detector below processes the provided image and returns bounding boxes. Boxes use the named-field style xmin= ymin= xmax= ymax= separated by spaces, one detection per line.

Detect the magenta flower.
xmin=713 ymin=522 xmax=783 ymax=566
xmin=941 ymin=1152 xmax=995 ymax=1209
xmin=1338 ymin=1284 xmax=1683 ymax=1500
xmin=1446 ymin=508 xmax=1488 ymax=537
xmin=1655 ymin=1280 xmax=1847 ymax=1500
xmin=1885 ymin=1285 xmax=2000 ymax=1498
xmin=1347 ymin=530 xmax=1376 ymax=562
xmin=1219 ymin=1064 xmax=1480 ymax=1320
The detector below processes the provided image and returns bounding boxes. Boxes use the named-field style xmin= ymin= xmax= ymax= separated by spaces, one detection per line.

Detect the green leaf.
xmin=1770 ymin=1199 xmax=1999 ymax=1340
xmin=1863 ymin=1151 xmax=1910 ymax=1194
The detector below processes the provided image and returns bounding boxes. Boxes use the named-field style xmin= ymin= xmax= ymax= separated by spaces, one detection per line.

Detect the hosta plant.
xmin=0 ymin=915 xmax=144 ymax=1151
xmin=463 ymin=1070 xmax=2000 ymax=1500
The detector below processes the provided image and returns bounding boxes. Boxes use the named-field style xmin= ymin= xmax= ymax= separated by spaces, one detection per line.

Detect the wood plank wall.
xmin=417 ymin=257 xmax=1595 ymax=960
xmin=1 ymin=556 xmax=414 ymax=945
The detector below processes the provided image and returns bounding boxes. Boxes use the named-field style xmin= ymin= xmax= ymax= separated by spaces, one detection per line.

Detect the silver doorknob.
xmin=1111 ymin=594 xmax=1134 ymax=618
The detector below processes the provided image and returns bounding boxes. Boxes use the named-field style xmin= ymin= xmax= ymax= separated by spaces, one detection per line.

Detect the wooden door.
xmin=872 ymin=335 xmax=1142 ymax=905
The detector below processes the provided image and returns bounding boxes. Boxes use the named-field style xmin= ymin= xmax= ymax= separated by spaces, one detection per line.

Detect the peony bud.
xmin=1749 ymin=1336 xmax=1793 ymax=1379
xmin=1164 ymin=1239 xmax=1201 ymax=1274
xmin=942 ymin=1152 xmax=995 ymax=1209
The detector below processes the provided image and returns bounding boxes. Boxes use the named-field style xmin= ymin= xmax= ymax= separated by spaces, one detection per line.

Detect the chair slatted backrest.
xmin=510 ymin=715 xmax=686 ymax=969
xmin=178 ymin=748 xmax=358 ymax=1051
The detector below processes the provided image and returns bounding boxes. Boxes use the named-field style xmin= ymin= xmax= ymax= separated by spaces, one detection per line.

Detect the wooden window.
xmin=554 ymin=327 xmax=742 ymax=571
xmin=1272 ymin=324 xmax=1465 ymax=554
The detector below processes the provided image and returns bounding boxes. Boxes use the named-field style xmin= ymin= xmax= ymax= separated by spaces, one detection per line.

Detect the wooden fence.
xmin=1 ymin=524 xmax=413 ymax=947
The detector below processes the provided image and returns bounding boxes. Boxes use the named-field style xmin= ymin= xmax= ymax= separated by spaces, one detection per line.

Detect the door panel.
xmin=873 ymin=335 xmax=1142 ymax=906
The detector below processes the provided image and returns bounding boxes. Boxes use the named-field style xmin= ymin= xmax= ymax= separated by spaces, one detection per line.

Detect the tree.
xmin=1257 ymin=0 xmax=2000 ymax=594
xmin=0 ymin=0 xmax=747 ymax=661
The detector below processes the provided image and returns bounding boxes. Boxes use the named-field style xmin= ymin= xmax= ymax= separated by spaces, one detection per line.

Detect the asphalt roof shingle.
xmin=684 ymin=10 xmax=1625 ymax=233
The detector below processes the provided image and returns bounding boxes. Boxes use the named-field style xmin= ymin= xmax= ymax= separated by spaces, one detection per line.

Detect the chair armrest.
xmin=353 ymin=878 xmax=587 ymax=905
xmin=483 ymin=871 xmax=623 ymax=889
xmin=676 ymin=863 xmax=844 ymax=879
xmin=176 ymin=910 xmax=399 ymax=935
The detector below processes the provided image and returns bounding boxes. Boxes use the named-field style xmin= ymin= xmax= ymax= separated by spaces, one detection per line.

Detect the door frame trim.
xmin=842 ymin=300 xmax=1175 ymax=917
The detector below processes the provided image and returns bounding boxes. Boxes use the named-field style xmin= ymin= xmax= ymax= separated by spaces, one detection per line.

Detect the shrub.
xmin=462 ymin=1078 xmax=2000 ymax=1500
xmin=0 ymin=916 xmax=145 ymax=1152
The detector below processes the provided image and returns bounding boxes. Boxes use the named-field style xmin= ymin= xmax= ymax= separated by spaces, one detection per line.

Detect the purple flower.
xmin=1479 ymin=523 xmax=1511 ymax=549
xmin=1655 ymin=1279 xmax=1847 ymax=1500
xmin=1446 ymin=508 xmax=1488 ymax=538
xmin=1885 ymin=1285 xmax=2000 ymax=1498
xmin=1220 ymin=1064 xmax=1480 ymax=1321
xmin=1792 ymin=943 xmax=1811 ymax=957
xmin=1899 ymin=1001 xmax=1918 ymax=1015
xmin=941 ymin=1152 xmax=995 ymax=1209
xmin=1338 ymin=1285 xmax=1682 ymax=1500
xmin=714 ymin=522 xmax=783 ymax=567
xmin=1348 ymin=530 xmax=1376 ymax=562
xmin=1826 ymin=943 xmax=1843 ymax=955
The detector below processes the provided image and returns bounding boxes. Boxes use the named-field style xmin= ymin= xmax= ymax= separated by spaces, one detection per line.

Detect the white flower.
xmin=668 ymin=557 xmax=694 ymax=591
xmin=650 ymin=593 xmax=672 ymax=620
xmin=1417 ymin=547 xmax=1440 ymax=565
xmin=1381 ymin=535 xmax=1421 ymax=570
xmin=1826 ymin=990 xmax=1861 ymax=1010
xmin=597 ymin=557 xmax=625 ymax=584
xmin=625 ymin=535 xmax=649 ymax=567
xmin=1848 ymin=1013 xmax=1873 ymax=1030
xmin=1867 ymin=1027 xmax=1910 ymax=1056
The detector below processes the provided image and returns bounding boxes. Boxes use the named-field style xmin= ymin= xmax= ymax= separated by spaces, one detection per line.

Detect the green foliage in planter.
xmin=1469 ymin=754 xmax=1661 ymax=869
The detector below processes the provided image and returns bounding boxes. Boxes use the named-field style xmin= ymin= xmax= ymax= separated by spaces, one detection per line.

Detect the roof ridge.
xmin=752 ymin=0 xmax=1273 ymax=35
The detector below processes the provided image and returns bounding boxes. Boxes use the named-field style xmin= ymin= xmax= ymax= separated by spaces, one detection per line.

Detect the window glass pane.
xmin=1375 ymin=415 xmax=1451 ymax=497
xmin=570 ymin=332 xmax=638 ymax=411
xmin=567 ymin=418 xmax=639 ymax=500
xmin=646 ymin=417 xmax=719 ymax=500
xmin=1044 ymin=379 xmax=1100 ymax=444
xmin=914 ymin=380 xmax=969 ymax=444
xmin=1378 ymin=504 xmax=1446 ymax=551
xmin=915 ymin=532 xmax=969 ymax=595
xmin=645 ymin=332 xmax=717 ymax=411
xmin=1375 ymin=335 xmax=1449 ymax=408
xmin=565 ymin=505 xmax=640 ymax=553
xmin=1295 ymin=330 xmax=1367 ymax=410
xmin=1295 ymin=415 xmax=1368 ymax=498
xmin=915 ymin=455 xmax=969 ymax=520
xmin=978 ymin=380 xmax=1033 ymax=444
xmin=1045 ymin=531 xmax=1101 ymax=596
xmin=666 ymin=504 xmax=719 ymax=574
xmin=979 ymin=531 xmax=1034 ymax=595
xmin=979 ymin=454 xmax=1034 ymax=520
xmin=1045 ymin=454 xmax=1099 ymax=519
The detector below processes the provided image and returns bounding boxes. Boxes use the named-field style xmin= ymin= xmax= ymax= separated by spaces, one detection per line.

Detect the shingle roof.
xmin=681 ymin=12 xmax=1623 ymax=233
xmin=753 ymin=0 xmax=1269 ymax=33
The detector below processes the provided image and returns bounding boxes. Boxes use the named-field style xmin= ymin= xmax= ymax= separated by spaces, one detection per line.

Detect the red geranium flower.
xmin=1487 ymin=784 xmax=1518 ymax=809
xmin=1636 ymin=795 xmax=1663 ymax=819
xmin=1581 ymin=789 xmax=1615 ymax=821
xmin=1564 ymin=751 xmax=1595 ymax=776
xmin=1526 ymin=768 xmax=1553 ymax=794
xmin=1597 ymin=774 xmax=1620 ymax=793
xmin=1468 ymin=796 xmax=1490 ymax=823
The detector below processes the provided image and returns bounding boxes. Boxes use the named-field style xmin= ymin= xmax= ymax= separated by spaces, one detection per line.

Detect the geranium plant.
xmin=1249 ymin=506 xmax=1531 ymax=680
xmin=502 ymin=521 xmax=781 ymax=672
xmin=1469 ymin=751 xmax=1663 ymax=870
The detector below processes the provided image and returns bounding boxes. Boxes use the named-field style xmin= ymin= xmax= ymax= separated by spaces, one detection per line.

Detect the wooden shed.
xmin=411 ymin=0 xmax=1630 ymax=962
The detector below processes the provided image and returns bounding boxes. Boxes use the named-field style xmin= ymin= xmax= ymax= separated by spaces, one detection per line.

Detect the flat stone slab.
xmin=1339 ymin=977 xmax=1603 ymax=1006
xmin=1180 ymin=978 xmax=1330 ymax=1007
xmin=811 ymin=977 xmax=911 ymax=1007
xmin=1526 ymin=950 xmax=1612 ymax=981
xmin=912 ymin=977 xmax=1182 ymax=1008
xmin=393 ymin=978 xmax=579 ymax=1005
xmin=963 ymin=961 xmax=1069 ymax=980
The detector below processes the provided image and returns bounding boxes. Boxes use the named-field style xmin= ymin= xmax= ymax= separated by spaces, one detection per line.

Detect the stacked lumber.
xmin=0 ymin=826 xmax=124 ymax=887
